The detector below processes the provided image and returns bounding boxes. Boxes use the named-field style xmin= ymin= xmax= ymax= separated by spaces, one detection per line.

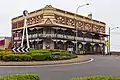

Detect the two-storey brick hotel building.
xmin=11 ymin=5 xmax=108 ymax=54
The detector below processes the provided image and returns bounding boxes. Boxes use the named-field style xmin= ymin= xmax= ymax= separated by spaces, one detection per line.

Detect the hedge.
xmin=30 ymin=53 xmax=51 ymax=61
xmin=30 ymin=49 xmax=51 ymax=54
xmin=29 ymin=49 xmax=66 ymax=54
xmin=51 ymin=55 xmax=71 ymax=60
xmin=71 ymin=76 xmax=120 ymax=80
xmin=68 ymin=54 xmax=78 ymax=58
xmin=2 ymin=53 xmax=77 ymax=61
xmin=1 ymin=49 xmax=77 ymax=61
xmin=51 ymin=54 xmax=77 ymax=60
xmin=51 ymin=52 xmax=64 ymax=55
xmin=30 ymin=53 xmax=77 ymax=61
xmin=3 ymin=54 xmax=32 ymax=61
xmin=0 ymin=55 xmax=2 ymax=60
xmin=0 ymin=49 xmax=4 ymax=52
xmin=0 ymin=74 xmax=39 ymax=80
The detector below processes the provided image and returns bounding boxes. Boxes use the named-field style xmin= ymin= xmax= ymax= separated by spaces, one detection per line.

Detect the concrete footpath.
xmin=0 ymin=55 xmax=90 ymax=66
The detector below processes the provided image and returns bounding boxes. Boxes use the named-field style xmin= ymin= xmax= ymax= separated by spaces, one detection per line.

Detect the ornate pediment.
xmin=45 ymin=18 xmax=52 ymax=24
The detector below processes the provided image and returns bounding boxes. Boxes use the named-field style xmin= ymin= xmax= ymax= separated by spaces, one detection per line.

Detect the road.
xmin=0 ymin=55 xmax=120 ymax=80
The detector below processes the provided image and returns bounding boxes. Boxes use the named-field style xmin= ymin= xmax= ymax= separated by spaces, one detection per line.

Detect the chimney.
xmin=88 ymin=13 xmax=92 ymax=19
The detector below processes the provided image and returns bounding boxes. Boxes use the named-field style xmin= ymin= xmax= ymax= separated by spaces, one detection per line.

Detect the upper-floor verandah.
xmin=12 ymin=26 xmax=108 ymax=44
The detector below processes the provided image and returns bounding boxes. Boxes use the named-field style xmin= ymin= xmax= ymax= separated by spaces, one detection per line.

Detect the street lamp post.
xmin=108 ymin=27 xmax=119 ymax=55
xmin=75 ymin=3 xmax=89 ymax=54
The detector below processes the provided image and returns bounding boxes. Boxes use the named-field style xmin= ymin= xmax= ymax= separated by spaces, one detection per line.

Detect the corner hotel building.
xmin=11 ymin=5 xmax=108 ymax=54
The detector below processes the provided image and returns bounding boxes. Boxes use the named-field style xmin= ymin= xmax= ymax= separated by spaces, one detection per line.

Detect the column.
xmin=90 ymin=43 xmax=95 ymax=54
xmin=81 ymin=42 xmax=86 ymax=54
xmin=99 ymin=44 xmax=103 ymax=55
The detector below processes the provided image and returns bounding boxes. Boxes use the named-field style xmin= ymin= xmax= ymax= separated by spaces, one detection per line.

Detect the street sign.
xmin=12 ymin=47 xmax=29 ymax=52
xmin=21 ymin=10 xmax=30 ymax=48
xmin=105 ymin=41 xmax=110 ymax=46
xmin=23 ymin=10 xmax=29 ymax=16
xmin=78 ymin=44 xmax=82 ymax=49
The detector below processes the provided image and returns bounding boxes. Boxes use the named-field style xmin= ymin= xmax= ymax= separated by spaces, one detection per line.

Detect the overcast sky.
xmin=0 ymin=0 xmax=120 ymax=51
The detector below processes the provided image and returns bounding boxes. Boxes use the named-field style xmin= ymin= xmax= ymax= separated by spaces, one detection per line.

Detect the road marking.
xmin=0 ymin=58 xmax=94 ymax=68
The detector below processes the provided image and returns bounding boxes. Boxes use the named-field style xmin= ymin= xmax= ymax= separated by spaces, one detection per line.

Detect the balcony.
xmin=35 ymin=34 xmax=105 ymax=43
xmin=14 ymin=33 xmax=105 ymax=44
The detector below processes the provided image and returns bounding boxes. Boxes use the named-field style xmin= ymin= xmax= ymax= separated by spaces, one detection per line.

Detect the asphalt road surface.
xmin=0 ymin=55 xmax=120 ymax=80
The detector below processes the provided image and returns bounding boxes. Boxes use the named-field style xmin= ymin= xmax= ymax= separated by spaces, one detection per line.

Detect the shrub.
xmin=3 ymin=54 xmax=32 ymax=61
xmin=21 ymin=54 xmax=32 ymax=61
xmin=68 ymin=54 xmax=77 ymax=58
xmin=51 ymin=52 xmax=62 ymax=55
xmin=59 ymin=50 xmax=66 ymax=53
xmin=0 ymin=55 xmax=2 ymax=60
xmin=30 ymin=49 xmax=51 ymax=54
xmin=0 ymin=49 xmax=4 ymax=52
xmin=51 ymin=55 xmax=75 ymax=60
xmin=0 ymin=74 xmax=40 ymax=80
xmin=71 ymin=76 xmax=120 ymax=80
xmin=0 ymin=53 xmax=4 ymax=60
xmin=31 ymin=53 xmax=51 ymax=61
xmin=30 ymin=50 xmax=42 ymax=53
xmin=51 ymin=55 xmax=61 ymax=60
xmin=29 ymin=49 xmax=66 ymax=54
xmin=51 ymin=51 xmax=67 ymax=56
xmin=2 ymin=49 xmax=77 ymax=61
xmin=3 ymin=54 xmax=14 ymax=61
xmin=30 ymin=53 xmax=77 ymax=61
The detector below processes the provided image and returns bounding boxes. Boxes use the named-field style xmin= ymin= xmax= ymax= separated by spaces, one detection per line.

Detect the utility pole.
xmin=108 ymin=27 xmax=119 ymax=55
xmin=75 ymin=3 xmax=89 ymax=54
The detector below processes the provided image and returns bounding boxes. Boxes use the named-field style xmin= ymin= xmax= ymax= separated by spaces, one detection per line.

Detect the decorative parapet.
xmin=11 ymin=5 xmax=106 ymax=34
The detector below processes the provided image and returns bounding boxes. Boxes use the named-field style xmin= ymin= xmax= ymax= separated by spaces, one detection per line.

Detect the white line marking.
xmin=0 ymin=58 xmax=94 ymax=68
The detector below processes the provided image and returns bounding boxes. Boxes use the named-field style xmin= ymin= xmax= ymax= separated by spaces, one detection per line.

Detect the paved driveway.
xmin=0 ymin=55 xmax=120 ymax=80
